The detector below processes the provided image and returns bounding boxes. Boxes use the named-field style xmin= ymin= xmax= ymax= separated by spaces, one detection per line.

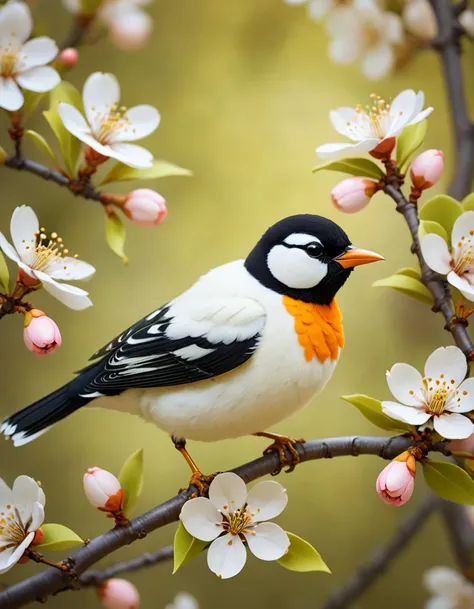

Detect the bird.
xmin=1 ymin=214 xmax=383 ymax=484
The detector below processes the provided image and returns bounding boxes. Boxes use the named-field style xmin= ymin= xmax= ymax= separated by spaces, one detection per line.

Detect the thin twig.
xmin=59 ymin=15 xmax=95 ymax=51
xmin=0 ymin=435 xmax=441 ymax=609
xmin=319 ymin=496 xmax=436 ymax=609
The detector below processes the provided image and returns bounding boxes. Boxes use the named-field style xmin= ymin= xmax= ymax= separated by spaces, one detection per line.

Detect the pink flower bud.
xmin=59 ymin=48 xmax=79 ymax=67
xmin=376 ymin=454 xmax=416 ymax=506
xmin=330 ymin=177 xmax=379 ymax=214
xmin=109 ymin=12 xmax=152 ymax=51
xmin=410 ymin=149 xmax=444 ymax=190
xmin=23 ymin=310 xmax=62 ymax=356
xmin=448 ymin=433 xmax=474 ymax=455
xmin=124 ymin=189 xmax=168 ymax=227
xmin=98 ymin=579 xmax=140 ymax=609
xmin=83 ymin=467 xmax=124 ymax=512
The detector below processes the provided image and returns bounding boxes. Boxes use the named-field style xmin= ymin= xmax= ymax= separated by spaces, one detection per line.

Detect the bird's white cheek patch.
xmin=267 ymin=246 xmax=328 ymax=289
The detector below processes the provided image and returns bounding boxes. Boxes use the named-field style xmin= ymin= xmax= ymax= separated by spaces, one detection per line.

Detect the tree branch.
xmin=430 ymin=0 xmax=474 ymax=200
xmin=319 ymin=495 xmax=436 ymax=609
xmin=0 ymin=435 xmax=439 ymax=609
xmin=59 ymin=14 xmax=95 ymax=51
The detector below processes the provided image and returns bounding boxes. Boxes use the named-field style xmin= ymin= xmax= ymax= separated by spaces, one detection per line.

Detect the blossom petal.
xmin=16 ymin=66 xmax=60 ymax=93
xmin=12 ymin=476 xmax=44 ymax=524
xmin=29 ymin=502 xmax=45 ymax=532
xmin=386 ymin=89 xmax=417 ymax=136
xmin=111 ymin=105 xmax=160 ymax=142
xmin=381 ymin=401 xmax=431 ymax=425
xmin=10 ymin=205 xmax=39 ymax=266
xmin=48 ymin=257 xmax=96 ymax=281
xmin=452 ymin=211 xmax=474 ymax=245
xmin=207 ymin=533 xmax=247 ymax=579
xmin=386 ymin=363 xmax=424 ymax=406
xmin=0 ymin=479 xmax=13 ymax=506
xmin=420 ymin=233 xmax=453 ymax=274
xmin=386 ymin=12 xmax=403 ymax=43
xmin=0 ymin=232 xmax=21 ymax=266
xmin=246 ymin=480 xmax=288 ymax=522
xmin=425 ymin=598 xmax=456 ymax=609
xmin=424 ymin=566 xmax=468 ymax=596
xmin=361 ymin=42 xmax=394 ymax=81
xmin=328 ymin=35 xmax=361 ymax=65
xmin=0 ymin=532 xmax=34 ymax=575
xmin=447 ymin=271 xmax=474 ymax=302
xmin=329 ymin=108 xmax=361 ymax=140
xmin=408 ymin=106 xmax=433 ymax=125
xmin=448 ymin=378 xmax=474 ymax=413
xmin=434 ymin=413 xmax=474 ymax=439
xmin=108 ymin=142 xmax=153 ymax=169
xmin=18 ymin=37 xmax=59 ymax=70
xmin=167 ymin=593 xmax=200 ymax=609
xmin=0 ymin=77 xmax=23 ymax=111
xmin=424 ymin=346 xmax=467 ymax=388
xmin=0 ymin=2 xmax=32 ymax=48
xmin=36 ymin=272 xmax=92 ymax=310
xmin=179 ymin=497 xmax=222 ymax=542
xmin=315 ymin=139 xmax=379 ymax=160
xmin=308 ymin=0 xmax=334 ymax=21
xmin=245 ymin=522 xmax=289 ymax=561
xmin=83 ymin=72 xmax=120 ymax=129
xmin=58 ymin=102 xmax=91 ymax=140
xmin=208 ymin=472 xmax=247 ymax=516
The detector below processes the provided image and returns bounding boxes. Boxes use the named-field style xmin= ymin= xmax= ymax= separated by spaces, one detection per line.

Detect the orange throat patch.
xmin=283 ymin=296 xmax=344 ymax=363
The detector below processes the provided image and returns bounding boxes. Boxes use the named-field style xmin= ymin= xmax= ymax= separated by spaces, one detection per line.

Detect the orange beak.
xmin=335 ymin=247 xmax=385 ymax=269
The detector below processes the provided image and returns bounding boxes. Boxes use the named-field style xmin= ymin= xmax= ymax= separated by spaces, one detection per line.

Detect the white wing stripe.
xmin=173 ymin=345 xmax=216 ymax=361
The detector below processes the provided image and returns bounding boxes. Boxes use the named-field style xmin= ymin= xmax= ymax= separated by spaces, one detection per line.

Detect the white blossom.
xmin=0 ymin=206 xmax=95 ymax=310
xmin=424 ymin=567 xmax=474 ymax=609
xmin=0 ymin=1 xmax=60 ymax=111
xmin=58 ymin=72 xmax=160 ymax=169
xmin=0 ymin=476 xmax=45 ymax=574
xmin=382 ymin=346 xmax=474 ymax=440
xmin=316 ymin=89 xmax=433 ymax=160
xmin=179 ymin=472 xmax=290 ymax=579
xmin=421 ymin=211 xmax=474 ymax=302
xmin=165 ymin=593 xmax=199 ymax=609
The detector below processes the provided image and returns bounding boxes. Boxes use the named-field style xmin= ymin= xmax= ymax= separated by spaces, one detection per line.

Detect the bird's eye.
xmin=305 ymin=243 xmax=322 ymax=258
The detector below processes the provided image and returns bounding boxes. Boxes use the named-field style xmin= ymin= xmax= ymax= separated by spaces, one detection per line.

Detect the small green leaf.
xmin=43 ymin=81 xmax=83 ymax=177
xmin=461 ymin=193 xmax=474 ymax=212
xmin=118 ymin=448 xmax=143 ymax=516
xmin=312 ymin=158 xmax=384 ymax=180
xmin=173 ymin=522 xmax=208 ymax=574
xmin=422 ymin=460 xmax=474 ymax=504
xmin=394 ymin=267 xmax=422 ymax=280
xmin=0 ymin=145 xmax=6 ymax=165
xmin=25 ymin=130 xmax=59 ymax=167
xmin=396 ymin=120 xmax=428 ymax=172
xmin=418 ymin=219 xmax=449 ymax=242
xmin=36 ymin=523 xmax=84 ymax=551
xmin=373 ymin=274 xmax=432 ymax=305
xmin=105 ymin=211 xmax=128 ymax=264
xmin=278 ymin=533 xmax=330 ymax=573
xmin=341 ymin=395 xmax=412 ymax=433
xmin=100 ymin=160 xmax=193 ymax=185
xmin=419 ymin=194 xmax=462 ymax=235
xmin=22 ymin=90 xmax=47 ymax=118
xmin=0 ymin=250 xmax=9 ymax=293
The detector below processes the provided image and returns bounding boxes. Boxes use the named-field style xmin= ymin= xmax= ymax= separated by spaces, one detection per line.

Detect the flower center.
xmin=93 ymin=103 xmax=131 ymax=144
xmin=0 ymin=47 xmax=17 ymax=77
xmin=453 ymin=235 xmax=474 ymax=276
xmin=352 ymin=94 xmax=391 ymax=139
xmin=23 ymin=229 xmax=78 ymax=275
xmin=222 ymin=508 xmax=255 ymax=536
xmin=0 ymin=506 xmax=27 ymax=548
xmin=421 ymin=376 xmax=460 ymax=416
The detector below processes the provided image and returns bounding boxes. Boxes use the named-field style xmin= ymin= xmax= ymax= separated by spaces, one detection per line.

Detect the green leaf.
xmin=373 ymin=274 xmax=432 ymax=305
xmin=418 ymin=219 xmax=449 ymax=242
xmin=105 ymin=211 xmax=128 ymax=264
xmin=278 ymin=533 xmax=330 ymax=573
xmin=394 ymin=267 xmax=422 ymax=280
xmin=419 ymin=194 xmax=462 ymax=235
xmin=461 ymin=193 xmax=474 ymax=212
xmin=25 ymin=130 xmax=59 ymax=167
xmin=100 ymin=160 xmax=193 ymax=185
xmin=0 ymin=145 xmax=6 ymax=165
xmin=341 ymin=395 xmax=412 ymax=433
xmin=312 ymin=158 xmax=384 ymax=180
xmin=36 ymin=523 xmax=84 ymax=551
xmin=0 ymin=250 xmax=9 ymax=293
xmin=43 ymin=81 xmax=83 ymax=177
xmin=396 ymin=120 xmax=428 ymax=172
xmin=118 ymin=448 xmax=144 ymax=515
xmin=173 ymin=522 xmax=208 ymax=574
xmin=422 ymin=460 xmax=474 ymax=504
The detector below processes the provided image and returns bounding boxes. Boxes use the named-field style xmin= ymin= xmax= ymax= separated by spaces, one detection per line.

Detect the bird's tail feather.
xmin=1 ymin=380 xmax=90 ymax=447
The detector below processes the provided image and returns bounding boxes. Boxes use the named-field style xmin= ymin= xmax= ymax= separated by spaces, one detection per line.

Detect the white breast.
xmin=97 ymin=261 xmax=339 ymax=441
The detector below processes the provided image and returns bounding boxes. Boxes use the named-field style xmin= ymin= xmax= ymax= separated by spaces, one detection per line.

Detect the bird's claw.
xmin=179 ymin=471 xmax=217 ymax=497
xmin=263 ymin=436 xmax=305 ymax=475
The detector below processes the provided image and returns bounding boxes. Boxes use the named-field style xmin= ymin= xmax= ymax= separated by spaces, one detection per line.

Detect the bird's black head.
xmin=245 ymin=214 xmax=383 ymax=305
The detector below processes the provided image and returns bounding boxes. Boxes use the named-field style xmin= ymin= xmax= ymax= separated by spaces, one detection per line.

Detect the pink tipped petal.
xmin=18 ymin=37 xmax=59 ymax=70
xmin=10 ymin=205 xmax=39 ymax=264
xmin=420 ymin=234 xmax=453 ymax=275
xmin=83 ymin=72 xmax=120 ymax=127
xmin=452 ymin=211 xmax=474 ymax=245
xmin=424 ymin=346 xmax=467 ymax=388
xmin=381 ymin=401 xmax=431 ymax=425
xmin=245 ymin=522 xmax=290 ymax=561
xmin=108 ymin=142 xmax=153 ymax=169
xmin=433 ymin=413 xmax=474 ymax=439
xmin=398 ymin=477 xmax=415 ymax=503
xmin=209 ymin=472 xmax=247 ymax=515
xmin=207 ymin=533 xmax=247 ymax=579
xmin=0 ymin=77 xmax=23 ymax=111
xmin=112 ymin=105 xmax=160 ymax=142
xmin=246 ymin=481 xmax=288 ymax=522
xmin=179 ymin=497 xmax=222 ymax=542
xmin=386 ymin=363 xmax=423 ymax=406
xmin=448 ymin=378 xmax=474 ymax=413
xmin=16 ymin=66 xmax=60 ymax=93
xmin=385 ymin=462 xmax=412 ymax=492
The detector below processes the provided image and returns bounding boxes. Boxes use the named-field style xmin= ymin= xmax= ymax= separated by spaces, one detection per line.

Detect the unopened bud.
xmin=376 ymin=453 xmax=416 ymax=506
xmin=83 ymin=467 xmax=124 ymax=512
xmin=410 ymin=149 xmax=444 ymax=190
xmin=59 ymin=48 xmax=79 ymax=67
xmin=124 ymin=189 xmax=168 ymax=227
xmin=403 ymin=0 xmax=438 ymax=40
xmin=23 ymin=310 xmax=62 ymax=356
xmin=98 ymin=579 xmax=140 ymax=609
xmin=330 ymin=177 xmax=379 ymax=214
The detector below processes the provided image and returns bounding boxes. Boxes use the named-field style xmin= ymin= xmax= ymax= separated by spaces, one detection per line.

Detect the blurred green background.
xmin=1 ymin=0 xmax=474 ymax=607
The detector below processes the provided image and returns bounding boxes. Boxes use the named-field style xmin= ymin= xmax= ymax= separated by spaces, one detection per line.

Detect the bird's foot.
xmin=186 ymin=471 xmax=217 ymax=497
xmin=254 ymin=432 xmax=305 ymax=475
